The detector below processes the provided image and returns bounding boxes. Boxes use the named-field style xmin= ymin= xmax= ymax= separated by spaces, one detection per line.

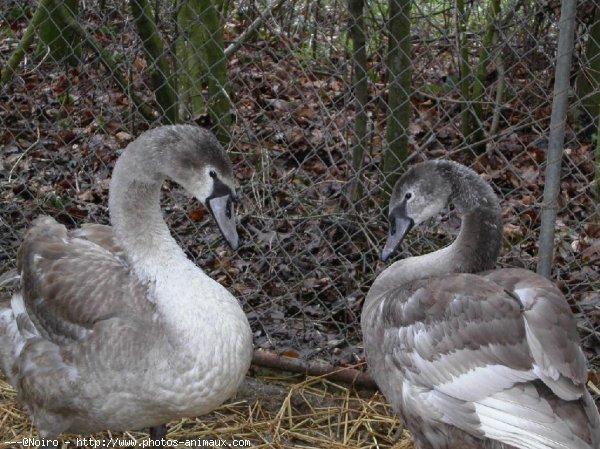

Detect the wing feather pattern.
xmin=15 ymin=216 xmax=155 ymax=344
xmin=362 ymin=269 xmax=600 ymax=449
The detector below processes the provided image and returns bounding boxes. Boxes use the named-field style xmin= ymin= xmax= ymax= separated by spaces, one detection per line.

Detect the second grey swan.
xmin=362 ymin=160 xmax=600 ymax=449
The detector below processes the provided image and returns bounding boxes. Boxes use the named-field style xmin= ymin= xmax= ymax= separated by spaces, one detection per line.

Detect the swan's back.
xmin=15 ymin=217 xmax=154 ymax=344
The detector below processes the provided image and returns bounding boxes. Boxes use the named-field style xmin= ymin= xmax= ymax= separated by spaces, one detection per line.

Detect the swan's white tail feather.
xmin=0 ymin=269 xmax=19 ymax=289
xmin=0 ymin=293 xmax=26 ymax=386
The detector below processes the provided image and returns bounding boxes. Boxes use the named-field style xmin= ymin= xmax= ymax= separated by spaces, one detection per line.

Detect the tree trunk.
xmin=383 ymin=0 xmax=412 ymax=192
xmin=456 ymin=0 xmax=471 ymax=141
xmin=1 ymin=0 xmax=49 ymax=85
xmin=348 ymin=0 xmax=368 ymax=206
xmin=471 ymin=0 xmax=501 ymax=150
xmin=199 ymin=0 xmax=231 ymax=144
xmin=38 ymin=0 xmax=81 ymax=66
xmin=130 ymin=0 xmax=178 ymax=124
xmin=177 ymin=0 xmax=208 ymax=121
xmin=576 ymin=1 xmax=600 ymax=135
xmin=177 ymin=0 xmax=231 ymax=144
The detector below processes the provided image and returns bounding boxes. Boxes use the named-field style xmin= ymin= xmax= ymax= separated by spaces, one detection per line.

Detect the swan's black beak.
xmin=381 ymin=203 xmax=413 ymax=262
xmin=207 ymin=194 xmax=239 ymax=250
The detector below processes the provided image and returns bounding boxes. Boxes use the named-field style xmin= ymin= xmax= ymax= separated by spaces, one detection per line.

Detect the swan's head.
xmin=381 ymin=161 xmax=451 ymax=261
xmin=157 ymin=125 xmax=239 ymax=250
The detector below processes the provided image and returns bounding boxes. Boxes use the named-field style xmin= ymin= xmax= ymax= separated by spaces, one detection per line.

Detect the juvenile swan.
xmin=362 ymin=160 xmax=600 ymax=449
xmin=0 ymin=125 xmax=253 ymax=444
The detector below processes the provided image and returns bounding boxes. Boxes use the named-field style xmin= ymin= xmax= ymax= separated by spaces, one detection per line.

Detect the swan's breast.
xmin=166 ymin=319 xmax=251 ymax=415
xmin=149 ymin=266 xmax=253 ymax=414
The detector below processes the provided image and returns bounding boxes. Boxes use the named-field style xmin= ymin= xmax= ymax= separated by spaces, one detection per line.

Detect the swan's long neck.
xmin=108 ymin=149 xmax=190 ymax=282
xmin=368 ymin=164 xmax=503 ymax=300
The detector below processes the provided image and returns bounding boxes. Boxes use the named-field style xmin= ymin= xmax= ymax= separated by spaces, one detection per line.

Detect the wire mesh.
xmin=0 ymin=0 xmax=599 ymax=383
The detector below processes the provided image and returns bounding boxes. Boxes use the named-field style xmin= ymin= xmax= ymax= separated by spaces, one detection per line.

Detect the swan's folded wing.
xmin=69 ymin=223 xmax=127 ymax=262
xmin=15 ymin=216 xmax=154 ymax=344
xmin=482 ymin=268 xmax=588 ymax=399
xmin=471 ymin=382 xmax=600 ymax=449
xmin=375 ymin=274 xmax=537 ymax=402
xmin=365 ymin=272 xmax=596 ymax=448
xmin=15 ymin=314 xmax=156 ymax=431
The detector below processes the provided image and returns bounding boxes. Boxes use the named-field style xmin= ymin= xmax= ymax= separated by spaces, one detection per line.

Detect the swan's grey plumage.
xmin=0 ymin=125 xmax=253 ymax=440
xmin=362 ymin=160 xmax=600 ymax=449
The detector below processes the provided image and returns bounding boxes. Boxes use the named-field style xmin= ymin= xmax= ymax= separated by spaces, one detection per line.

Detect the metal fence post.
xmin=537 ymin=0 xmax=577 ymax=278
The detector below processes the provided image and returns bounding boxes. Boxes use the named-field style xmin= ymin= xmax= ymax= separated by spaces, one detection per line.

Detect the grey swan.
xmin=0 ymin=125 xmax=253 ymax=446
xmin=361 ymin=160 xmax=600 ymax=449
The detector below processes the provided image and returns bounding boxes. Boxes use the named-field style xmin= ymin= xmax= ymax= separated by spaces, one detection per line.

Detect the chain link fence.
xmin=1 ymin=0 xmax=599 ymax=383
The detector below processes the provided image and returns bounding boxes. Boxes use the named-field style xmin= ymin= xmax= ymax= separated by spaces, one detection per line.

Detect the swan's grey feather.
xmin=17 ymin=216 xmax=154 ymax=344
xmin=0 ymin=269 xmax=19 ymax=288
xmin=70 ymin=223 xmax=128 ymax=261
xmin=473 ymin=382 xmax=598 ymax=449
xmin=366 ymin=270 xmax=599 ymax=449
xmin=482 ymin=268 xmax=588 ymax=399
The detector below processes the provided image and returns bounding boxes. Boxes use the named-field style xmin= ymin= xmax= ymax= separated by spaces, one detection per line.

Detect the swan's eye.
xmin=405 ymin=192 xmax=413 ymax=200
xmin=209 ymin=170 xmax=217 ymax=178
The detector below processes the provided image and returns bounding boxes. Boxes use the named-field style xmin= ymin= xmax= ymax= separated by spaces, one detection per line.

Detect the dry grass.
xmin=0 ymin=374 xmax=415 ymax=449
